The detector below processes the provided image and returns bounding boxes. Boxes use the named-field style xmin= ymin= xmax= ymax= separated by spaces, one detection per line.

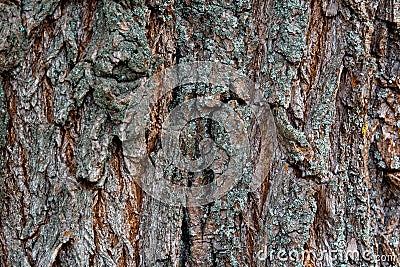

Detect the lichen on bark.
xmin=1 ymin=0 xmax=400 ymax=266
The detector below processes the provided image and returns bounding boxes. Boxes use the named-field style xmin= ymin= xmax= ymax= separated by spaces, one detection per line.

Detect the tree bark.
xmin=1 ymin=0 xmax=399 ymax=266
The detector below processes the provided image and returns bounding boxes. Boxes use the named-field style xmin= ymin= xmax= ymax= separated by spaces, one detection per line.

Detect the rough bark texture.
xmin=1 ymin=0 xmax=400 ymax=266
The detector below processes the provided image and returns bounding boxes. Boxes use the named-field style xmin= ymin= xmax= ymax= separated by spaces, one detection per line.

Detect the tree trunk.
xmin=1 ymin=0 xmax=399 ymax=266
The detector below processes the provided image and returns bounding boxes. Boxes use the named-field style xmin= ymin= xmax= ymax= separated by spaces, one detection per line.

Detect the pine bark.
xmin=0 ymin=0 xmax=399 ymax=266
